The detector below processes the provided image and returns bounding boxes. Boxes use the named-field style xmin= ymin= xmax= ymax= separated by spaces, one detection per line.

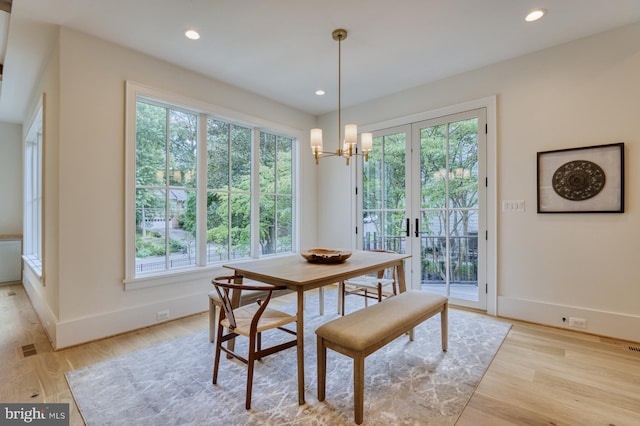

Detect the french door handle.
xmin=405 ymin=218 xmax=410 ymax=237
xmin=415 ymin=218 xmax=419 ymax=237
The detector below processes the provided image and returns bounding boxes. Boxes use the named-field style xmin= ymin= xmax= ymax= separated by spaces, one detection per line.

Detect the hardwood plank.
xmin=2 ymin=283 xmax=640 ymax=425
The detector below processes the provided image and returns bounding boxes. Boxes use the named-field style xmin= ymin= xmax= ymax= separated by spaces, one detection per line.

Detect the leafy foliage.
xmin=134 ymin=99 xmax=295 ymax=270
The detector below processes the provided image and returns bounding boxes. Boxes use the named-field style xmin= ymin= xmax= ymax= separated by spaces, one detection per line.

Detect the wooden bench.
xmin=316 ymin=290 xmax=448 ymax=425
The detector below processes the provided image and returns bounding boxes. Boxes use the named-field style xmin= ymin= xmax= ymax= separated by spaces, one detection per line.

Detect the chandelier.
xmin=310 ymin=29 xmax=372 ymax=165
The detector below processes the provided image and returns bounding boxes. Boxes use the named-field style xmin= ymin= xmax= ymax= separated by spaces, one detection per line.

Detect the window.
xmin=259 ymin=132 xmax=294 ymax=255
xmin=134 ymin=101 xmax=198 ymax=274
xmin=206 ymin=118 xmax=252 ymax=261
xmin=125 ymin=83 xmax=298 ymax=286
xmin=23 ymin=96 xmax=44 ymax=276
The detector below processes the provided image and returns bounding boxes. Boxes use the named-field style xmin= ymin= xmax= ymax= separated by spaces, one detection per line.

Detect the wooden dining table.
xmin=223 ymin=249 xmax=411 ymax=405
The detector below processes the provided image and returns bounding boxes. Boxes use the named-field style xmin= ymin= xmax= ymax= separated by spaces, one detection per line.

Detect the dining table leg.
xmin=395 ymin=259 xmax=415 ymax=340
xmin=396 ymin=260 xmax=406 ymax=293
xmin=296 ymin=289 xmax=305 ymax=405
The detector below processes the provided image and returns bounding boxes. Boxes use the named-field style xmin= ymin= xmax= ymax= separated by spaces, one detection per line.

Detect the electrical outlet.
xmin=156 ymin=310 xmax=170 ymax=321
xmin=569 ymin=317 xmax=587 ymax=329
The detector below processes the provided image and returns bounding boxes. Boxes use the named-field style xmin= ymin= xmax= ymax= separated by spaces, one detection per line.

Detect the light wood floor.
xmin=2 ymin=283 xmax=639 ymax=425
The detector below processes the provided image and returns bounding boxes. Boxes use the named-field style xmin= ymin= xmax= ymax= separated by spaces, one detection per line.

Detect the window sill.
xmin=123 ymin=252 xmax=296 ymax=291
xmin=23 ymin=255 xmax=43 ymax=279
xmin=123 ymin=265 xmax=226 ymax=291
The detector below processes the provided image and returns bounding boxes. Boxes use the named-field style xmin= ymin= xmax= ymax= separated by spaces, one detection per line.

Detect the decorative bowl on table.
xmin=300 ymin=248 xmax=352 ymax=264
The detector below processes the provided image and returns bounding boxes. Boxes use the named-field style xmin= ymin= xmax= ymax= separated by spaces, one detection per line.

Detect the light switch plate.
xmin=502 ymin=200 xmax=525 ymax=212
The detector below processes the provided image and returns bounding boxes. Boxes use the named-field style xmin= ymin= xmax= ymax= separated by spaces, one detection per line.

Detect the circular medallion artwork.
xmin=552 ymin=160 xmax=605 ymax=201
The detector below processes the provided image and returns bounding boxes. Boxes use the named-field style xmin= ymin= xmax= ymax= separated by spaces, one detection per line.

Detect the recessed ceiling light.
xmin=525 ymin=9 xmax=546 ymax=22
xmin=185 ymin=29 xmax=200 ymax=40
xmin=315 ymin=90 xmax=325 ymax=96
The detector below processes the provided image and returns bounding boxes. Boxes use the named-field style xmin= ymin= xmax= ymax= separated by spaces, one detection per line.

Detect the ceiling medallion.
xmin=552 ymin=160 xmax=605 ymax=201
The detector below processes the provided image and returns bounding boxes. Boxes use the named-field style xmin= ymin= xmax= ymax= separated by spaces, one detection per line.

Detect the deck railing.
xmin=363 ymin=233 xmax=478 ymax=284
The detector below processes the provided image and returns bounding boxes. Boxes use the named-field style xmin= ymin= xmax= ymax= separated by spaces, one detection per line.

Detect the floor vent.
xmin=22 ymin=344 xmax=37 ymax=357
xmin=628 ymin=345 xmax=640 ymax=353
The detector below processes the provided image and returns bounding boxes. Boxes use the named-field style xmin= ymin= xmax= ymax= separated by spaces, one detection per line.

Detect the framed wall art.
xmin=537 ymin=143 xmax=624 ymax=213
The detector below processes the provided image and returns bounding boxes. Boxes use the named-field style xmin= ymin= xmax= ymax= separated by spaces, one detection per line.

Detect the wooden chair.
xmin=211 ymin=275 xmax=302 ymax=410
xmin=339 ymin=249 xmax=398 ymax=315
xmin=208 ymin=285 xmax=293 ymax=342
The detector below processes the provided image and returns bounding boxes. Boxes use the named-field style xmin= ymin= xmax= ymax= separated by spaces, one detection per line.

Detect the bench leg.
xmin=441 ymin=303 xmax=448 ymax=351
xmin=317 ymin=337 xmax=326 ymax=402
xmin=354 ymin=355 xmax=365 ymax=425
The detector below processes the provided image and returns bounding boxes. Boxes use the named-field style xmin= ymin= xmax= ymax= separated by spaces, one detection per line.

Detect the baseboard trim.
xmin=22 ymin=267 xmax=58 ymax=347
xmin=498 ymin=296 xmax=640 ymax=343
xmin=53 ymin=294 xmax=208 ymax=349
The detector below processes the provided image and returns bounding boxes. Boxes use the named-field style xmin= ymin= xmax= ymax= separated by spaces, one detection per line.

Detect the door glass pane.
xmin=383 ymin=133 xmax=406 ymax=210
xmin=449 ymin=209 xmax=478 ymax=299
xmin=420 ymin=118 xmax=479 ymax=301
xmin=385 ymin=210 xmax=406 ymax=253
xmin=362 ymin=132 xmax=407 ymax=253
xmin=362 ymin=211 xmax=383 ymax=250
xmin=363 ymin=136 xmax=383 ymax=211
xmin=421 ymin=124 xmax=446 ymax=209
xmin=448 ymin=118 xmax=478 ymax=209
xmin=420 ymin=209 xmax=446 ymax=286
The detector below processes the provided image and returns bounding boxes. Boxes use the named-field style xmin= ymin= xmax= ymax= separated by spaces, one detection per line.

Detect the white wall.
xmin=22 ymin=36 xmax=62 ymax=344
xmin=20 ymin=22 xmax=640 ymax=346
xmin=25 ymin=27 xmax=318 ymax=348
xmin=0 ymin=122 xmax=22 ymax=233
xmin=317 ymin=23 xmax=640 ymax=342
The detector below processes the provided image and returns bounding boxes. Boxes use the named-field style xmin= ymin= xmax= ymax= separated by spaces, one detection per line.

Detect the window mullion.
xmin=227 ymin=125 xmax=233 ymax=258
xmin=196 ymin=113 xmax=208 ymax=266
xmin=273 ymin=135 xmax=279 ymax=254
xmin=250 ymin=128 xmax=260 ymax=257
xmin=164 ymin=109 xmax=171 ymax=270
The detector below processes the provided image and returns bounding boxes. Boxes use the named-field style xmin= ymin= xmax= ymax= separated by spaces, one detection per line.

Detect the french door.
xmin=359 ymin=108 xmax=487 ymax=309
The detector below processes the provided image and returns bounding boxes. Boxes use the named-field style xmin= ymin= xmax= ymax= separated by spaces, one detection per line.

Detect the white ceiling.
xmin=0 ymin=0 xmax=639 ymax=124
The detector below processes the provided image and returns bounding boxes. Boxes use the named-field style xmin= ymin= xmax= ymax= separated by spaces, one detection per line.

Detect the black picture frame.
xmin=537 ymin=143 xmax=624 ymax=213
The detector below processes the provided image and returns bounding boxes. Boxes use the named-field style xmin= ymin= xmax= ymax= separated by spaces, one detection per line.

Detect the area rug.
xmin=66 ymin=291 xmax=511 ymax=425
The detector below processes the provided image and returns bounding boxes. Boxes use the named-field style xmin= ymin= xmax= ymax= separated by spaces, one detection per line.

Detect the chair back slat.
xmin=211 ymin=275 xmax=287 ymax=332
xmin=214 ymin=282 xmax=238 ymax=330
